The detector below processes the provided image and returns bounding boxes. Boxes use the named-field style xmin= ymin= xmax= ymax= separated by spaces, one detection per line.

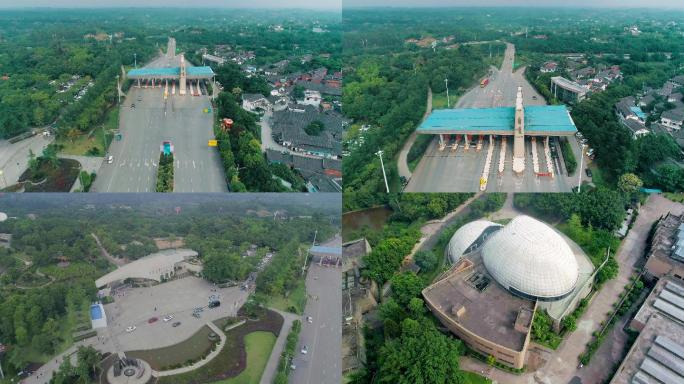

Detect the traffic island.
xmin=156 ymin=152 xmax=174 ymax=192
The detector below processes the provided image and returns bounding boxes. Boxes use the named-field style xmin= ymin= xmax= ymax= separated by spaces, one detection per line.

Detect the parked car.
xmin=172 ymin=322 xmax=181 ymax=327
xmin=585 ymin=168 xmax=593 ymax=178
xmin=163 ymin=315 xmax=174 ymax=322
xmin=107 ymin=155 xmax=114 ymax=164
xmin=306 ymin=316 xmax=313 ymax=324
xmin=301 ymin=346 xmax=308 ymax=354
xmin=126 ymin=326 xmax=136 ymax=333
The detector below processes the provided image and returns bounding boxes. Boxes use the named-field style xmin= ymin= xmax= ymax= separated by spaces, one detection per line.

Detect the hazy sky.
xmin=344 ymin=0 xmax=684 ymax=8
xmin=0 ymin=0 xmax=339 ymax=10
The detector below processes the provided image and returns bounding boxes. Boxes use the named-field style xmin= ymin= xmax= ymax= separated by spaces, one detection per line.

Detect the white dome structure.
xmin=447 ymin=220 xmax=502 ymax=263
xmin=0 ymin=212 xmax=7 ymax=222
xmin=481 ymin=215 xmax=579 ymax=301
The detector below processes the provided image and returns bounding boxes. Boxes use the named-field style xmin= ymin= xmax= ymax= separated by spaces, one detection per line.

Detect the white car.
xmin=163 ymin=315 xmax=174 ymax=322
xmin=125 ymin=326 xmax=136 ymax=333
xmin=107 ymin=155 xmax=114 ymax=164
xmin=306 ymin=316 xmax=313 ymax=324
xmin=301 ymin=346 xmax=308 ymax=355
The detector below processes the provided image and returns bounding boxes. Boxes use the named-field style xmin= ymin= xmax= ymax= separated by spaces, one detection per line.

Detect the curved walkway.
xmin=260 ymin=308 xmax=299 ymax=384
xmin=153 ymin=321 xmax=227 ymax=377
xmin=397 ymin=87 xmax=432 ymax=181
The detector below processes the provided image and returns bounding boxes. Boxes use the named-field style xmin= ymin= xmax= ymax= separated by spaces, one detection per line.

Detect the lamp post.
xmin=302 ymin=230 xmax=317 ymax=276
xmin=577 ymin=143 xmax=586 ymax=193
xmin=444 ymin=76 xmax=450 ymax=108
xmin=376 ymin=150 xmax=389 ymax=193
xmin=134 ymin=53 xmax=137 ymax=69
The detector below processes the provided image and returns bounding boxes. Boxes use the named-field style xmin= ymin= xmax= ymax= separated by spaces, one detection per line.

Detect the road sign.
xmin=208 ymin=139 xmax=218 ymax=147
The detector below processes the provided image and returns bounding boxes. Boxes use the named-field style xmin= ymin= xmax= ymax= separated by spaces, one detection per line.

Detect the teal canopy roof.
xmin=417 ymin=105 xmax=577 ymax=135
xmin=127 ymin=66 xmax=214 ymax=78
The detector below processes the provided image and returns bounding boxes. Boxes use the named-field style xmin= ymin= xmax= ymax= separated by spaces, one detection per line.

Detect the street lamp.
xmin=302 ymin=230 xmax=317 ymax=277
xmin=134 ymin=53 xmax=137 ymax=69
xmin=577 ymin=143 xmax=586 ymax=193
xmin=444 ymin=76 xmax=450 ymax=108
xmin=376 ymin=150 xmax=389 ymax=193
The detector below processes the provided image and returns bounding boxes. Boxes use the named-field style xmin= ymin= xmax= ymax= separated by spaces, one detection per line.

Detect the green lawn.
xmin=461 ymin=371 xmax=492 ymax=384
xmin=665 ymin=192 xmax=684 ymax=203
xmin=215 ymin=331 xmax=276 ymax=384
xmin=267 ymin=279 xmax=307 ymax=314
xmin=56 ymin=107 xmax=118 ymax=156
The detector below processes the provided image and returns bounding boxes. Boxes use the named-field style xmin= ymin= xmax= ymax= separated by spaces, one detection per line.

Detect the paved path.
xmin=260 ymin=308 xmax=299 ymax=384
xmin=0 ymin=135 xmax=53 ymax=189
xmin=397 ymin=87 xmax=432 ymax=181
xmin=457 ymin=194 xmax=684 ymax=384
xmin=91 ymin=233 xmax=126 ymax=267
xmin=153 ymin=321 xmax=227 ymax=377
xmin=402 ymin=192 xmax=483 ymax=268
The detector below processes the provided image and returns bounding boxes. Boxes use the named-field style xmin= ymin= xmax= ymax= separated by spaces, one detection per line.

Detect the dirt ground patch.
xmin=154 ymin=237 xmax=185 ymax=250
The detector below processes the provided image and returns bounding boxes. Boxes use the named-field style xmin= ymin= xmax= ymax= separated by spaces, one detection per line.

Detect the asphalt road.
xmin=0 ymin=135 xmax=53 ymax=188
xmin=405 ymin=43 xmax=574 ymax=192
xmin=92 ymin=55 xmax=226 ymax=193
xmin=290 ymin=264 xmax=342 ymax=384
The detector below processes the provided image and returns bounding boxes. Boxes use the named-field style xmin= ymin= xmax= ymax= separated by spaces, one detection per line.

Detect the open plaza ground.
xmin=102 ymin=276 xmax=249 ymax=352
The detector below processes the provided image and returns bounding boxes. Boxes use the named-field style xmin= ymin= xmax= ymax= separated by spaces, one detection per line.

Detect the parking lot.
xmin=102 ymin=276 xmax=249 ymax=352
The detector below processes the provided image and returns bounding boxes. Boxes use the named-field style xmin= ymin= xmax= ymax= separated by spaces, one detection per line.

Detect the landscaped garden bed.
xmin=157 ymin=308 xmax=283 ymax=384
xmin=18 ymin=158 xmax=80 ymax=192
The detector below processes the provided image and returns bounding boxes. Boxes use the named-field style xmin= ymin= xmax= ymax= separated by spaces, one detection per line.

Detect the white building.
xmin=661 ymin=109 xmax=684 ymax=131
xmin=298 ymin=89 xmax=322 ymax=107
xmin=242 ymin=93 xmax=271 ymax=112
xmin=95 ymin=249 xmax=199 ymax=288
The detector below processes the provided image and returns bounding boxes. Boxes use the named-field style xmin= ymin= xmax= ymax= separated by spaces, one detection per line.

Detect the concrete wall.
xmin=424 ymin=297 xmax=533 ymax=369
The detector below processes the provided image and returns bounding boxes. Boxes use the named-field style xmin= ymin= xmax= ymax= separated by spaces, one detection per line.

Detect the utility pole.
xmin=116 ymin=75 xmax=121 ymax=104
xmin=444 ymin=77 xmax=450 ymax=108
xmin=302 ymin=230 xmax=317 ymax=276
xmin=376 ymin=150 xmax=389 ymax=193
xmin=577 ymin=144 xmax=586 ymax=193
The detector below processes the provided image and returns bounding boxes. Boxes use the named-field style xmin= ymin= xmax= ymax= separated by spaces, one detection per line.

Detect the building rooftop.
xmin=447 ymin=220 xmax=502 ymax=263
xmin=552 ymin=76 xmax=589 ymax=94
xmin=482 ymin=215 xmax=579 ymax=300
xmin=423 ymin=255 xmax=535 ymax=352
xmin=417 ymin=105 xmax=577 ymax=136
xmin=645 ymin=212 xmax=684 ymax=279
xmin=127 ymin=66 xmax=214 ymax=79
xmin=95 ymin=249 xmax=198 ymax=288
xmin=611 ymin=278 xmax=684 ymax=384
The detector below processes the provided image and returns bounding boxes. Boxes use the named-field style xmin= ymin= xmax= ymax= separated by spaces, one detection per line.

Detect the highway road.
xmin=92 ymin=57 xmax=226 ymax=192
xmin=290 ymin=236 xmax=342 ymax=384
xmin=405 ymin=43 xmax=574 ymax=192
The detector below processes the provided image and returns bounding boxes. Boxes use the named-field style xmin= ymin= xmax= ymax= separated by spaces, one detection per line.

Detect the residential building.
xmin=242 ymin=93 xmax=271 ymax=112
xmin=661 ymin=108 xmax=684 ymax=131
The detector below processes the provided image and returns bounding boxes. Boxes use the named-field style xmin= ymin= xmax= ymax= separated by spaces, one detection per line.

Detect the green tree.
xmin=414 ymin=250 xmax=438 ymax=272
xmin=377 ymin=318 xmax=462 ymax=384
xmin=617 ymin=173 xmax=643 ymax=195
xmin=390 ymin=272 xmax=424 ymax=307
